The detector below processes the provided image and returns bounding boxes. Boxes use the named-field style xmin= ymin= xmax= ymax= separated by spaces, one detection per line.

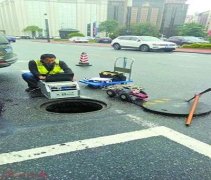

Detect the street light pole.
xmin=44 ymin=13 xmax=50 ymax=43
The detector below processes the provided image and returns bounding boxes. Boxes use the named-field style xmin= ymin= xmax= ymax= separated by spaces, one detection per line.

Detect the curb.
xmin=174 ymin=50 xmax=211 ymax=55
xmin=32 ymin=40 xmax=111 ymax=47
xmin=32 ymin=41 xmax=211 ymax=54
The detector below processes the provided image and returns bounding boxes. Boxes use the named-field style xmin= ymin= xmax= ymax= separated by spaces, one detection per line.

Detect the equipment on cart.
xmin=79 ymin=57 xmax=134 ymax=88
xmin=99 ymin=71 xmax=126 ymax=81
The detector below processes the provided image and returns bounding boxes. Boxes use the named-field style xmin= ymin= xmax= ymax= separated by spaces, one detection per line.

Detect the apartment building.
xmin=107 ymin=0 xmax=128 ymax=25
xmin=127 ymin=0 xmax=165 ymax=29
xmin=161 ymin=0 xmax=188 ymax=37
xmin=0 ymin=0 xmax=108 ymax=37
xmin=125 ymin=0 xmax=188 ymax=37
xmin=0 ymin=0 xmax=189 ymax=37
xmin=198 ymin=10 xmax=211 ymax=32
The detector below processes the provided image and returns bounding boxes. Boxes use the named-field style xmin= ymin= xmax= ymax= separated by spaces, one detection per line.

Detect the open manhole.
xmin=40 ymin=98 xmax=107 ymax=113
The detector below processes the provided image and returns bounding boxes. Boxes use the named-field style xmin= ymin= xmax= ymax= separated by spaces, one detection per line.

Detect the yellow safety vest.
xmin=35 ymin=59 xmax=63 ymax=75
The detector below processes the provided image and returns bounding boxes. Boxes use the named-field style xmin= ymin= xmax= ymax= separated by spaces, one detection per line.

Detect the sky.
xmin=0 ymin=0 xmax=210 ymax=15
xmin=187 ymin=0 xmax=211 ymax=15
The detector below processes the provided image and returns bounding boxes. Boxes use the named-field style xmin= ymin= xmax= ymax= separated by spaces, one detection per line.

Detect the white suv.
xmin=111 ymin=36 xmax=177 ymax=52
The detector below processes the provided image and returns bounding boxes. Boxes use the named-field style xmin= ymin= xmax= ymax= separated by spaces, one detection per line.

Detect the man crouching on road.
xmin=22 ymin=54 xmax=73 ymax=92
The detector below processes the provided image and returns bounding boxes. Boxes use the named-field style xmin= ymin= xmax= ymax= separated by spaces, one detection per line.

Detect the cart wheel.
xmin=119 ymin=93 xmax=131 ymax=102
xmin=106 ymin=90 xmax=116 ymax=97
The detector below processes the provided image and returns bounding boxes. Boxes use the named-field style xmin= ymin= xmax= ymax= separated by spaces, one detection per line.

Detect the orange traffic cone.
xmin=76 ymin=52 xmax=92 ymax=66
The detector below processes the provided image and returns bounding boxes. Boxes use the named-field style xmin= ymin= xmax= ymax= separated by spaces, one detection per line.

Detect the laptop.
xmin=45 ymin=73 xmax=74 ymax=82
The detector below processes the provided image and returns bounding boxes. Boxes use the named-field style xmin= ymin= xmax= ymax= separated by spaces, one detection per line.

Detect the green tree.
xmin=130 ymin=23 xmax=160 ymax=37
xmin=99 ymin=20 xmax=119 ymax=37
xmin=177 ymin=23 xmax=206 ymax=37
xmin=23 ymin=26 xmax=42 ymax=38
xmin=109 ymin=27 xmax=128 ymax=39
xmin=111 ymin=23 xmax=160 ymax=38
xmin=208 ymin=37 xmax=211 ymax=43
xmin=68 ymin=32 xmax=85 ymax=38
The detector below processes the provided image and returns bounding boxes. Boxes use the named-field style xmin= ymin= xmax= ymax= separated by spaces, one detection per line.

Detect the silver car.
xmin=0 ymin=34 xmax=17 ymax=68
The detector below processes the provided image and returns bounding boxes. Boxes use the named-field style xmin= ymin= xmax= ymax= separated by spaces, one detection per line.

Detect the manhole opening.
xmin=42 ymin=99 xmax=107 ymax=113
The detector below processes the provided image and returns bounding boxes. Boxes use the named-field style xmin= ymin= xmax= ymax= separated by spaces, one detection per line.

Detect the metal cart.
xmin=79 ymin=57 xmax=134 ymax=88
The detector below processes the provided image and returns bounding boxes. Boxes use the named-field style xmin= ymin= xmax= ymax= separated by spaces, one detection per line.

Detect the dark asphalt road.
xmin=0 ymin=40 xmax=210 ymax=179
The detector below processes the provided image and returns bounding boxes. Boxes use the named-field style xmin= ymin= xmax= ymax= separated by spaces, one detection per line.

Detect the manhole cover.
xmin=142 ymin=98 xmax=211 ymax=116
xmin=40 ymin=98 xmax=107 ymax=113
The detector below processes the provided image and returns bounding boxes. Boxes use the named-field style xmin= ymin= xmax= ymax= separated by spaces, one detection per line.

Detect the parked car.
xmin=111 ymin=36 xmax=177 ymax=52
xmin=36 ymin=36 xmax=53 ymax=39
xmin=53 ymin=36 xmax=61 ymax=39
xmin=160 ymin=37 xmax=168 ymax=41
xmin=20 ymin=36 xmax=31 ymax=39
xmin=69 ymin=37 xmax=88 ymax=43
xmin=0 ymin=34 xmax=17 ymax=68
xmin=167 ymin=36 xmax=209 ymax=46
xmin=85 ymin=36 xmax=95 ymax=40
xmin=6 ymin=35 xmax=16 ymax=42
xmin=15 ymin=36 xmax=21 ymax=40
xmin=96 ymin=37 xmax=112 ymax=43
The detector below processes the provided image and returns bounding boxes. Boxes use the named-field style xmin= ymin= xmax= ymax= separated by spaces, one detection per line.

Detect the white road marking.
xmin=114 ymin=110 xmax=157 ymax=128
xmin=154 ymin=127 xmax=211 ymax=159
xmin=16 ymin=61 xmax=27 ymax=63
xmin=0 ymin=126 xmax=210 ymax=166
xmin=126 ymin=114 xmax=157 ymax=128
xmin=0 ymin=127 xmax=159 ymax=166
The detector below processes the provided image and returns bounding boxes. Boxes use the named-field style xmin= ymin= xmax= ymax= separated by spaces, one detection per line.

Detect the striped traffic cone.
xmin=76 ymin=52 xmax=92 ymax=66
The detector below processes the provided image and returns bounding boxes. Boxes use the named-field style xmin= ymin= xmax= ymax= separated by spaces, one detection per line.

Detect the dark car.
xmin=167 ymin=36 xmax=209 ymax=46
xmin=0 ymin=34 xmax=17 ymax=68
xmin=96 ymin=37 xmax=112 ymax=43
xmin=6 ymin=35 xmax=16 ymax=42
xmin=20 ymin=36 xmax=31 ymax=39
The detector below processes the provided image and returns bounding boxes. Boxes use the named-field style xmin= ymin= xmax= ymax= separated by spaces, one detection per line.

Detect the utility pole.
xmin=44 ymin=13 xmax=50 ymax=43
xmin=126 ymin=7 xmax=131 ymax=35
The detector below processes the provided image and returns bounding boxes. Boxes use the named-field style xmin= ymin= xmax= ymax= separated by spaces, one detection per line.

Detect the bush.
xmin=182 ymin=43 xmax=211 ymax=49
xmin=88 ymin=39 xmax=97 ymax=43
xmin=68 ymin=32 xmax=85 ymax=38
xmin=53 ymin=38 xmax=68 ymax=41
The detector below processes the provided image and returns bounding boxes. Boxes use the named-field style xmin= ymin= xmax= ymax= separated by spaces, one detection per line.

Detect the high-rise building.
xmin=127 ymin=0 xmax=165 ymax=29
xmin=0 ymin=0 xmax=108 ymax=37
xmin=125 ymin=0 xmax=188 ymax=37
xmin=185 ymin=14 xmax=199 ymax=23
xmin=161 ymin=0 xmax=188 ymax=37
xmin=198 ymin=10 xmax=211 ymax=32
xmin=107 ymin=0 xmax=128 ymax=25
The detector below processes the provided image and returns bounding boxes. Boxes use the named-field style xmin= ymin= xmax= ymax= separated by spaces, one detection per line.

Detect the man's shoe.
xmin=25 ymin=87 xmax=39 ymax=92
